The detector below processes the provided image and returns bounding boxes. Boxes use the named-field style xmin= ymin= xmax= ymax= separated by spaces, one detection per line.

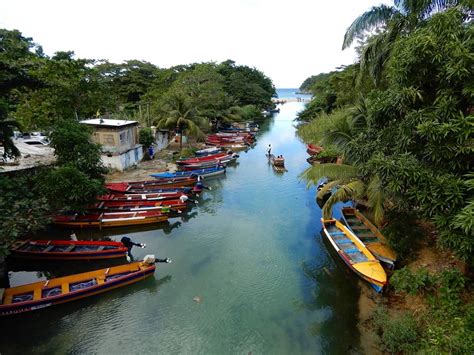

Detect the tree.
xmin=342 ymin=1 xmax=465 ymax=85
xmin=154 ymin=94 xmax=206 ymax=150
xmin=48 ymin=119 xmax=106 ymax=179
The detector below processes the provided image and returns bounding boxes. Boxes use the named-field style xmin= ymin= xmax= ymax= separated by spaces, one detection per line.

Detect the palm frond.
xmin=343 ymin=5 xmax=398 ymax=49
xmin=317 ymin=180 xmax=340 ymax=200
xmin=321 ymin=180 xmax=366 ymax=219
xmin=367 ymin=175 xmax=385 ymax=225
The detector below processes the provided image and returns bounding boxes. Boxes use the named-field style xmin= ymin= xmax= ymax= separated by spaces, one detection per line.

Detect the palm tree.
xmin=342 ymin=0 xmax=462 ymax=84
xmin=154 ymin=94 xmax=206 ymax=150
xmin=213 ymin=106 xmax=242 ymax=130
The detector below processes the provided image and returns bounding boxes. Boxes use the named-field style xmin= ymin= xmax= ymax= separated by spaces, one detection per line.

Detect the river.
xmin=0 ymin=96 xmax=361 ymax=354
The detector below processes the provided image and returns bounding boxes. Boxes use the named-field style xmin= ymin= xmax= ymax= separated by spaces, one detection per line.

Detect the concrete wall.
xmin=92 ymin=125 xmax=138 ymax=154
xmin=155 ymin=130 xmax=169 ymax=151
xmin=101 ymin=144 xmax=143 ymax=171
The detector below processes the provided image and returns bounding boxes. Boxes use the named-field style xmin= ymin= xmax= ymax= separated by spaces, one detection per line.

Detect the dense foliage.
xmin=299 ymin=3 xmax=473 ymax=352
xmin=299 ymin=7 xmax=473 ymax=262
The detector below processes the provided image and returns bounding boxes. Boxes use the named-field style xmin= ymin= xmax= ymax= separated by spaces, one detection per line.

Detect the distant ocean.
xmin=276 ymin=88 xmax=312 ymax=99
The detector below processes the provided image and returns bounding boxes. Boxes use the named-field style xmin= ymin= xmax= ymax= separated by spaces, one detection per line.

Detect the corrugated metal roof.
xmin=80 ymin=119 xmax=138 ymax=127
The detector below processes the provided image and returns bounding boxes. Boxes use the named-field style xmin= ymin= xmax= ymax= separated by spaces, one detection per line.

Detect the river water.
xmin=1 ymin=98 xmax=360 ymax=354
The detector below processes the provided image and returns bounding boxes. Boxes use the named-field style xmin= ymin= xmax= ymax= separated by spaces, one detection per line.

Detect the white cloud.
xmin=0 ymin=0 xmax=390 ymax=87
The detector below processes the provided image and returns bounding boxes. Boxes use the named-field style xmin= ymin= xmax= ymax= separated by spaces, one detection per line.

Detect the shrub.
xmin=373 ymin=306 xmax=421 ymax=353
xmin=139 ymin=127 xmax=154 ymax=148
xmin=391 ymin=267 xmax=434 ymax=295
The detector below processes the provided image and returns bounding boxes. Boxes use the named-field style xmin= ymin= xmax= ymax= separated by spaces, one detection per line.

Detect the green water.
xmin=1 ymin=102 xmax=360 ymax=354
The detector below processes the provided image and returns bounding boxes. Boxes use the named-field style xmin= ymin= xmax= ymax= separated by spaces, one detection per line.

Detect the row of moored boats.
xmin=1 ymin=126 xmax=257 ymax=316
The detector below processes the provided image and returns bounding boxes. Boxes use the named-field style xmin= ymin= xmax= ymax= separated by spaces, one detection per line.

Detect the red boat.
xmin=98 ymin=192 xmax=188 ymax=202
xmin=89 ymin=199 xmax=188 ymax=212
xmin=9 ymin=240 xmax=128 ymax=260
xmin=307 ymin=143 xmax=323 ymax=156
xmin=105 ymin=179 xmax=197 ymax=193
xmin=53 ymin=210 xmax=169 ymax=228
xmin=177 ymin=153 xmax=238 ymax=166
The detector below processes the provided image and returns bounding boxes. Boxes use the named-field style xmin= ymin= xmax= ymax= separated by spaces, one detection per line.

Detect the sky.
xmin=0 ymin=0 xmax=390 ymax=88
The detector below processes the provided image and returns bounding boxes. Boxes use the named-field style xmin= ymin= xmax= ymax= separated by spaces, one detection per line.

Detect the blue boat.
xmin=151 ymin=166 xmax=226 ymax=180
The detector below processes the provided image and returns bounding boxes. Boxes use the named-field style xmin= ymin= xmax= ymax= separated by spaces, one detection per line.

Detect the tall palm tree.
xmin=342 ymin=0 xmax=462 ymax=84
xmin=154 ymin=94 xmax=206 ymax=150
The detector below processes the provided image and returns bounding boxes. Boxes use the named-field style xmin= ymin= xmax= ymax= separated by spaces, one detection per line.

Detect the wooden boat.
xmin=307 ymin=143 xmax=323 ymax=156
xmin=205 ymin=142 xmax=249 ymax=151
xmin=177 ymin=152 xmax=238 ymax=166
xmin=53 ymin=210 xmax=168 ymax=228
xmin=122 ymin=177 xmax=198 ymax=188
xmin=9 ymin=240 xmax=128 ymax=261
xmin=195 ymin=147 xmax=223 ymax=156
xmin=341 ymin=207 xmax=397 ymax=269
xmin=321 ymin=218 xmax=387 ymax=292
xmin=98 ymin=192 xmax=187 ymax=202
xmin=105 ymin=183 xmax=204 ymax=195
xmin=267 ymin=154 xmax=285 ymax=167
xmin=151 ymin=166 xmax=226 ymax=179
xmin=89 ymin=199 xmax=188 ymax=213
xmin=0 ymin=258 xmax=157 ymax=316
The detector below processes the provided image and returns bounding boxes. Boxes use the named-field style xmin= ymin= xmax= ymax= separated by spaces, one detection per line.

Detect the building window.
xmin=120 ymin=132 xmax=126 ymax=144
xmin=103 ymin=134 xmax=115 ymax=145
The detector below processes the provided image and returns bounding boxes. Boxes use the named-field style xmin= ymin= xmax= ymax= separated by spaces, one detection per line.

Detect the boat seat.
xmin=344 ymin=248 xmax=360 ymax=254
xmin=330 ymin=232 xmax=345 ymax=236
xmin=64 ymin=245 xmax=75 ymax=252
xmin=43 ymin=245 xmax=55 ymax=252
xmin=337 ymin=239 xmax=353 ymax=244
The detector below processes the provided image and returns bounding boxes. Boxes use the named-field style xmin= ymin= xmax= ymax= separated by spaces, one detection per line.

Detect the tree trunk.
xmin=180 ymin=131 xmax=183 ymax=151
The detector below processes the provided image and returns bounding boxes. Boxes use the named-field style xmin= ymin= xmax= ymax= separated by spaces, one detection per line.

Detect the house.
xmin=80 ymin=118 xmax=143 ymax=171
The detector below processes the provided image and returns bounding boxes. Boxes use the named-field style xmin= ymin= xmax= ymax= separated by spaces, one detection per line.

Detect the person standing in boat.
xmin=267 ymin=144 xmax=271 ymax=156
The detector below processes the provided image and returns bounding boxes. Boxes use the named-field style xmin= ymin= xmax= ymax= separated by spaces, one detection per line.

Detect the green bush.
xmin=373 ymin=307 xmax=421 ymax=353
xmin=391 ymin=267 xmax=434 ymax=295
xmin=139 ymin=127 xmax=154 ymax=148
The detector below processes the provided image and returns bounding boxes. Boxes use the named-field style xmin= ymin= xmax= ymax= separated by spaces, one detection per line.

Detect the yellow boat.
xmin=341 ymin=207 xmax=397 ymax=269
xmin=321 ymin=218 xmax=387 ymax=292
xmin=0 ymin=257 xmax=157 ymax=317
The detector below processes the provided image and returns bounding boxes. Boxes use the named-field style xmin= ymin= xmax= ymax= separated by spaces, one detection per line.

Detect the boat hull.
xmin=341 ymin=207 xmax=397 ymax=269
xmin=0 ymin=262 xmax=155 ymax=316
xmin=9 ymin=240 xmax=128 ymax=261
xmin=321 ymin=218 xmax=387 ymax=292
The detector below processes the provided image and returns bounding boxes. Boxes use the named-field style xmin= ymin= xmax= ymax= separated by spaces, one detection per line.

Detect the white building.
xmin=80 ymin=118 xmax=143 ymax=171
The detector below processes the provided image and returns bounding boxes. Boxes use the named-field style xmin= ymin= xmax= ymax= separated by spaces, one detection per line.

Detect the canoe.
xmin=9 ymin=240 xmax=128 ymax=261
xmin=177 ymin=152 xmax=238 ymax=166
xmin=268 ymin=154 xmax=285 ymax=167
xmin=307 ymin=143 xmax=323 ymax=156
xmin=321 ymin=218 xmax=387 ymax=292
xmin=105 ymin=183 xmax=204 ymax=195
xmin=195 ymin=147 xmax=223 ymax=156
xmin=0 ymin=258 xmax=156 ymax=316
xmin=151 ymin=166 xmax=226 ymax=179
xmin=89 ymin=199 xmax=188 ymax=213
xmin=105 ymin=176 xmax=198 ymax=192
xmin=341 ymin=207 xmax=397 ymax=269
xmin=98 ymin=192 xmax=187 ymax=202
xmin=53 ymin=210 xmax=169 ymax=228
